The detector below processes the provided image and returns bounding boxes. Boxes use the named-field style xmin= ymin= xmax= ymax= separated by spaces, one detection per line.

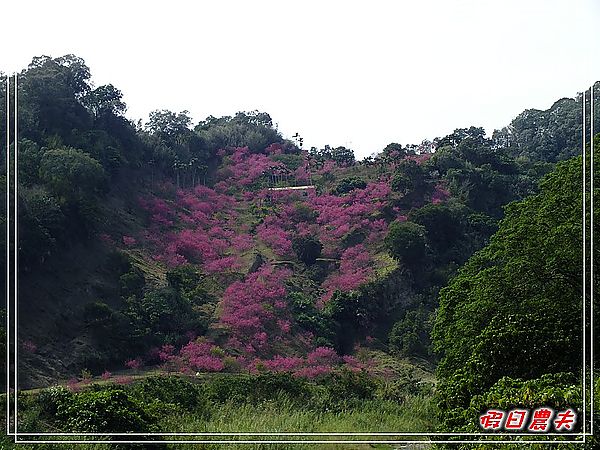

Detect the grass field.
xmin=2 ymin=397 xmax=437 ymax=449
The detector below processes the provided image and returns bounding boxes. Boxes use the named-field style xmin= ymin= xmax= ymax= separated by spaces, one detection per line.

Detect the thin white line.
xmin=5 ymin=74 xmax=10 ymax=437
xmin=12 ymin=73 xmax=17 ymax=437
xmin=13 ymin=439 xmax=587 ymax=445
xmin=590 ymin=82 xmax=594 ymax=434
xmin=16 ymin=432 xmax=587 ymax=436
xmin=582 ymin=89 xmax=587 ymax=436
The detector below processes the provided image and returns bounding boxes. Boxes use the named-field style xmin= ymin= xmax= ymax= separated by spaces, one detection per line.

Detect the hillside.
xmin=1 ymin=57 xmax=596 ymax=391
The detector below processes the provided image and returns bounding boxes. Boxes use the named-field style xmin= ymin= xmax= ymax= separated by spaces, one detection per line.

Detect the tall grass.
xmin=2 ymin=394 xmax=437 ymax=450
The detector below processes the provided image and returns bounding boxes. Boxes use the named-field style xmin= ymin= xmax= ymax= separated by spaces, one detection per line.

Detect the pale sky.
xmin=3 ymin=0 xmax=600 ymax=158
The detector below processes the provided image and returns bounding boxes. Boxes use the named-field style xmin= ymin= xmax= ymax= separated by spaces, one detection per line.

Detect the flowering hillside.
xmin=114 ymin=144 xmax=448 ymax=376
xmin=14 ymin=55 xmax=581 ymax=391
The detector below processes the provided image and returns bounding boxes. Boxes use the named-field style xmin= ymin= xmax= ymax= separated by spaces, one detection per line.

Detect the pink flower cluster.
xmin=204 ymin=256 xmax=242 ymax=273
xmin=321 ymin=244 xmax=373 ymax=302
xmin=257 ymin=347 xmax=342 ymax=378
xmin=177 ymin=186 xmax=233 ymax=227
xmin=264 ymin=143 xmax=284 ymax=155
xmin=306 ymin=346 xmax=340 ymax=365
xmin=256 ymin=222 xmax=292 ymax=256
xmin=165 ymin=344 xmax=356 ymax=378
xmin=122 ymin=235 xmax=136 ymax=247
xmin=404 ymin=153 xmax=432 ymax=165
xmin=342 ymin=355 xmax=367 ymax=372
xmin=67 ymin=378 xmax=81 ymax=392
xmin=316 ymin=160 xmax=336 ymax=175
xmin=294 ymin=365 xmax=335 ymax=378
xmin=294 ymin=159 xmax=312 ymax=184
xmin=114 ymin=376 xmax=133 ymax=385
xmin=220 ymin=266 xmax=294 ymax=354
xmin=157 ymin=344 xmax=175 ymax=362
xmin=217 ymin=146 xmax=285 ymax=188
xmin=309 ymin=182 xmax=391 ymax=256
xmin=99 ymin=233 xmax=115 ymax=245
xmin=125 ymin=358 xmax=143 ymax=370
xmin=261 ymin=355 xmax=305 ymax=372
xmin=139 ymin=196 xmax=174 ymax=228
xmin=141 ymin=185 xmax=246 ymax=273
xmin=179 ymin=340 xmax=225 ymax=372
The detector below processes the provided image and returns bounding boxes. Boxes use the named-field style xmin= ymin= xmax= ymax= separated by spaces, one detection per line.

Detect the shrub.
xmin=125 ymin=358 xmax=143 ymax=371
xmin=122 ymin=235 xmax=136 ymax=246
xmin=120 ymin=267 xmax=145 ymax=298
xmin=305 ymin=370 xmax=378 ymax=411
xmin=56 ymin=389 xmax=154 ymax=432
xmin=437 ymin=372 xmax=582 ymax=433
xmin=321 ymin=245 xmax=373 ymax=302
xmin=37 ymin=386 xmax=73 ymax=418
xmin=106 ymin=249 xmax=132 ymax=274
xmin=83 ymin=301 xmax=113 ymax=328
xmin=323 ymin=369 xmax=377 ymax=401
xmin=205 ymin=373 xmax=310 ymax=405
xmin=220 ymin=266 xmax=292 ymax=353
xmin=166 ymin=265 xmax=213 ymax=306
xmin=132 ymin=376 xmax=209 ymax=415
xmin=179 ymin=339 xmax=225 ymax=372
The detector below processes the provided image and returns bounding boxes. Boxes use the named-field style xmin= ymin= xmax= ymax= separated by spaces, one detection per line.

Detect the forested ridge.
xmin=0 ymin=55 xmax=597 ymax=447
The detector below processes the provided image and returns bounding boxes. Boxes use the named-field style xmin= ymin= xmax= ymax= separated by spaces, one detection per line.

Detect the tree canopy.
xmin=432 ymin=142 xmax=598 ymax=430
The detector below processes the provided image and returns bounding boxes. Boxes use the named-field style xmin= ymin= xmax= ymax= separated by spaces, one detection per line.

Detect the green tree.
xmin=17 ymin=139 xmax=43 ymax=186
xmin=309 ymin=145 xmax=355 ymax=167
xmin=82 ymin=84 xmax=126 ymax=118
xmin=390 ymin=172 xmax=411 ymax=194
xmin=493 ymin=85 xmax=599 ymax=163
xmin=385 ymin=221 xmax=428 ymax=269
xmin=390 ymin=159 xmax=432 ymax=207
xmin=332 ymin=177 xmax=367 ymax=195
xmin=145 ymin=109 xmax=208 ymax=185
xmin=195 ymin=110 xmax=283 ymax=154
xmin=382 ymin=142 xmax=411 ymax=159
xmin=407 ymin=202 xmax=476 ymax=268
xmin=38 ymin=148 xmax=106 ymax=201
xmin=19 ymin=187 xmax=65 ymax=267
xmin=125 ymin=286 xmax=207 ymax=348
xmin=20 ymin=55 xmax=93 ymax=138
xmin=166 ymin=264 xmax=213 ymax=305
xmin=429 ymin=129 xmax=523 ymax=217
xmin=329 ymin=146 xmax=355 ymax=166
xmin=146 ymin=109 xmax=193 ymax=142
xmin=388 ymin=307 xmax=432 ymax=357
xmin=432 ymin=147 xmax=597 ymax=429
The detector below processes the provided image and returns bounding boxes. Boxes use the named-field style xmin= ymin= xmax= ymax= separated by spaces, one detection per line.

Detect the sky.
xmin=3 ymin=0 xmax=600 ymax=158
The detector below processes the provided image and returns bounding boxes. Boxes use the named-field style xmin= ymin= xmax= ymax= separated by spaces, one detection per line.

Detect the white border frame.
xmin=3 ymin=75 xmax=595 ymax=445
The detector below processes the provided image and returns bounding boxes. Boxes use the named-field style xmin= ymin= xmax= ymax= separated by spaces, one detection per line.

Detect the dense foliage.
xmin=8 ymin=371 xmax=435 ymax=447
xmin=432 ymin=142 xmax=599 ymax=435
